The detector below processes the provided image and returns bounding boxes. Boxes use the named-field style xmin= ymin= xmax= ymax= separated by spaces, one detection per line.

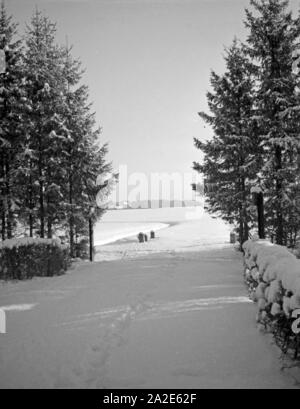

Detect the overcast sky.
xmin=6 ymin=0 xmax=300 ymax=197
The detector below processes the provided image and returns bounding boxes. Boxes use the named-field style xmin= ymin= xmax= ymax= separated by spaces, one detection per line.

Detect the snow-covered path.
xmin=0 ymin=217 xmax=297 ymax=388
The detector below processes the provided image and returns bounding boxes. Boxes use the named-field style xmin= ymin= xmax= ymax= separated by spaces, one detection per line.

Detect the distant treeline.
xmin=110 ymin=199 xmax=202 ymax=210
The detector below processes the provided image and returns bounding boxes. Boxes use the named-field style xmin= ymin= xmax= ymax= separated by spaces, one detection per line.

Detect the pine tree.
xmin=194 ymin=40 xmax=259 ymax=246
xmin=245 ymin=0 xmax=300 ymax=245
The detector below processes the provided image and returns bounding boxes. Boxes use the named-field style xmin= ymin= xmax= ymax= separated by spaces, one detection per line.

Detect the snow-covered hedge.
xmin=243 ymin=240 xmax=300 ymax=358
xmin=0 ymin=238 xmax=70 ymax=280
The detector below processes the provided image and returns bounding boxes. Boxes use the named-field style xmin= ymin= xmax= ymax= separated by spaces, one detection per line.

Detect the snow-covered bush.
xmin=243 ymin=240 xmax=300 ymax=359
xmin=0 ymin=238 xmax=70 ymax=280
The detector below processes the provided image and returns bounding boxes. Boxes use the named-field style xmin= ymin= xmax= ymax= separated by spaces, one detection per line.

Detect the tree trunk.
xmin=46 ymin=183 xmax=52 ymax=239
xmin=38 ymin=138 xmax=45 ymax=238
xmin=1 ymin=76 xmax=7 ymax=241
xmin=39 ymin=179 xmax=45 ymax=238
xmin=29 ymin=213 xmax=33 ymax=237
xmin=47 ymin=217 xmax=52 ymax=239
xmin=243 ymin=221 xmax=249 ymax=243
xmin=1 ymin=209 xmax=5 ymax=241
xmin=275 ymin=145 xmax=283 ymax=245
xmin=241 ymin=176 xmax=249 ymax=243
xmin=89 ymin=217 xmax=94 ymax=262
xmin=239 ymin=213 xmax=244 ymax=251
xmin=1 ymin=153 xmax=5 ymax=241
xmin=69 ymin=174 xmax=74 ymax=258
xmin=29 ymin=173 xmax=33 ymax=238
xmin=257 ymin=192 xmax=265 ymax=239
xmin=5 ymin=160 xmax=13 ymax=239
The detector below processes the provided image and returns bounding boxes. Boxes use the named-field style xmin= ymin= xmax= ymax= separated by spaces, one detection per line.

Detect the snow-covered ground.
xmin=93 ymin=207 xmax=202 ymax=246
xmin=0 ymin=210 xmax=297 ymax=388
xmin=93 ymin=207 xmax=180 ymax=246
xmin=94 ymin=208 xmax=231 ymax=261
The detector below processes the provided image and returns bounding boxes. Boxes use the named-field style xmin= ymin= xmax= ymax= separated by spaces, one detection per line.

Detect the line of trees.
xmin=194 ymin=0 xmax=300 ymax=248
xmin=0 ymin=3 xmax=111 ymax=257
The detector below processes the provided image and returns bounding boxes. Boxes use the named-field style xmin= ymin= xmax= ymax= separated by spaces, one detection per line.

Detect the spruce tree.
xmin=245 ymin=0 xmax=300 ymax=245
xmin=20 ymin=10 xmax=68 ymax=238
xmin=0 ymin=6 xmax=112 ymax=254
xmin=194 ymin=41 xmax=259 ymax=246
xmin=60 ymin=45 xmax=111 ymax=257
xmin=0 ymin=1 xmax=25 ymax=239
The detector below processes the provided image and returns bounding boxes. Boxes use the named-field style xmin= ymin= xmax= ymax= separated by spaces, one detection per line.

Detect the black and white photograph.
xmin=0 ymin=0 xmax=300 ymax=391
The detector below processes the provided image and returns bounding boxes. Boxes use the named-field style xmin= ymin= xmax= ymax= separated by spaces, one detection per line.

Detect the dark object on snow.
xmin=230 ymin=232 xmax=236 ymax=244
xmin=150 ymin=231 xmax=155 ymax=239
xmin=138 ymin=232 xmax=144 ymax=243
xmin=144 ymin=234 xmax=148 ymax=242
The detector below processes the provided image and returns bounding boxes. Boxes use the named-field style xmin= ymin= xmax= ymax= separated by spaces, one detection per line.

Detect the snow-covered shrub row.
xmin=0 ymin=238 xmax=70 ymax=280
xmin=0 ymin=237 xmax=62 ymax=250
xmin=243 ymin=240 xmax=300 ymax=357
